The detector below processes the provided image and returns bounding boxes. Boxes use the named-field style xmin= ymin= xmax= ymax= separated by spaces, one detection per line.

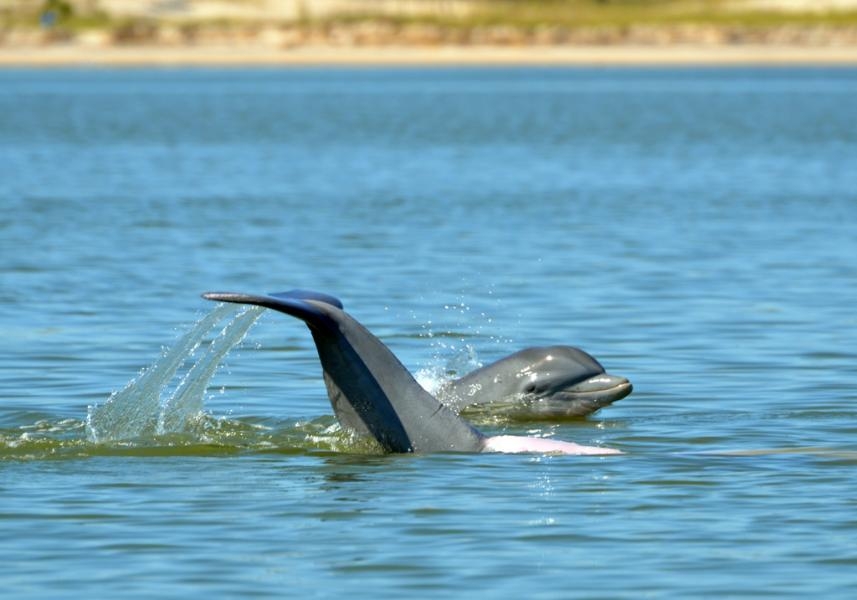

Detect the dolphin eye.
xmin=524 ymin=383 xmax=537 ymax=394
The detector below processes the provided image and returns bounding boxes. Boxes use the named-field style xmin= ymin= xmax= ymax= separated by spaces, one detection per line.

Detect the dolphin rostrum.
xmin=202 ymin=289 xmax=620 ymax=456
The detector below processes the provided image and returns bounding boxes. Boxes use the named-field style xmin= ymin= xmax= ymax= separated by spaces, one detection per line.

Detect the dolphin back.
xmin=202 ymin=290 xmax=486 ymax=453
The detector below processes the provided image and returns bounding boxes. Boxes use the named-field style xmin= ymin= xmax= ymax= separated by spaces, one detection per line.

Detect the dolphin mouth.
xmin=555 ymin=373 xmax=634 ymax=407
xmin=526 ymin=374 xmax=632 ymax=418
xmin=564 ymin=374 xmax=632 ymax=399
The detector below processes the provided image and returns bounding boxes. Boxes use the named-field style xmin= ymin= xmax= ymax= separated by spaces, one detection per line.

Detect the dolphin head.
xmin=441 ymin=345 xmax=632 ymax=420
xmin=512 ymin=346 xmax=632 ymax=417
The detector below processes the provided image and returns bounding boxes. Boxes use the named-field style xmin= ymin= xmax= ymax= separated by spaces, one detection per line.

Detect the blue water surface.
xmin=1 ymin=67 xmax=857 ymax=598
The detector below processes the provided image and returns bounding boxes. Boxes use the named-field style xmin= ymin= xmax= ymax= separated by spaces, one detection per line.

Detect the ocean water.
xmin=1 ymin=67 xmax=856 ymax=598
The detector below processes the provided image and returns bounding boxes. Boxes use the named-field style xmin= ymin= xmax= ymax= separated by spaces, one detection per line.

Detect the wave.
xmin=0 ymin=413 xmax=386 ymax=461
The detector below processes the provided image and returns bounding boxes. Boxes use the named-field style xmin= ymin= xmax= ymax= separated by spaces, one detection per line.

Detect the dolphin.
xmin=202 ymin=289 xmax=620 ymax=456
xmin=439 ymin=346 xmax=632 ymax=419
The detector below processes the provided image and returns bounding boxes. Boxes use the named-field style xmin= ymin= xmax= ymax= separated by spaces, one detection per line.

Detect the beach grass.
xmin=5 ymin=1 xmax=857 ymax=34
xmin=360 ymin=1 xmax=857 ymax=29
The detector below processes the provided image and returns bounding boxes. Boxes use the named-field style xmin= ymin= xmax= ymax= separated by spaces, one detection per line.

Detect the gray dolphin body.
xmin=202 ymin=289 xmax=619 ymax=455
xmin=440 ymin=346 xmax=632 ymax=418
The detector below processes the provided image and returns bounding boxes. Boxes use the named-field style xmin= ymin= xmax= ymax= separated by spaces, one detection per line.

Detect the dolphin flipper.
xmin=202 ymin=290 xmax=486 ymax=453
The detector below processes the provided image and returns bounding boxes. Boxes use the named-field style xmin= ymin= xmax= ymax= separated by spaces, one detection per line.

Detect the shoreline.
xmin=3 ymin=44 xmax=857 ymax=67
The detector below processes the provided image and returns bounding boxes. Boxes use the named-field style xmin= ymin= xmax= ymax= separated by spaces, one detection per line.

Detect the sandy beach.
xmin=3 ymin=44 xmax=857 ymax=67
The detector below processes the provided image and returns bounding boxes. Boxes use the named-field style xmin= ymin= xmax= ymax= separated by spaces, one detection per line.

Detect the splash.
xmin=415 ymin=344 xmax=482 ymax=395
xmin=86 ymin=304 xmax=264 ymax=443
xmin=414 ymin=296 xmax=514 ymax=395
xmin=2 ymin=303 xmax=385 ymax=460
xmin=159 ymin=307 xmax=264 ymax=434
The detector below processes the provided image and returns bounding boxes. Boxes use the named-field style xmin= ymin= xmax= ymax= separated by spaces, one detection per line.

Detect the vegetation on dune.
xmin=326 ymin=1 xmax=857 ymax=30
xmin=463 ymin=1 xmax=857 ymax=28
xmin=2 ymin=0 xmax=857 ymax=43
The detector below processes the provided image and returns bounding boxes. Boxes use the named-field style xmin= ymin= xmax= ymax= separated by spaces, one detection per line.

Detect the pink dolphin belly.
xmin=483 ymin=435 xmax=622 ymax=455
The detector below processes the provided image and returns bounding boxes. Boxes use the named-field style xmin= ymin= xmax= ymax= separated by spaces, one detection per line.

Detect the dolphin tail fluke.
xmin=202 ymin=289 xmax=487 ymax=453
xmin=269 ymin=290 xmax=344 ymax=309
xmin=202 ymin=291 xmax=338 ymax=333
